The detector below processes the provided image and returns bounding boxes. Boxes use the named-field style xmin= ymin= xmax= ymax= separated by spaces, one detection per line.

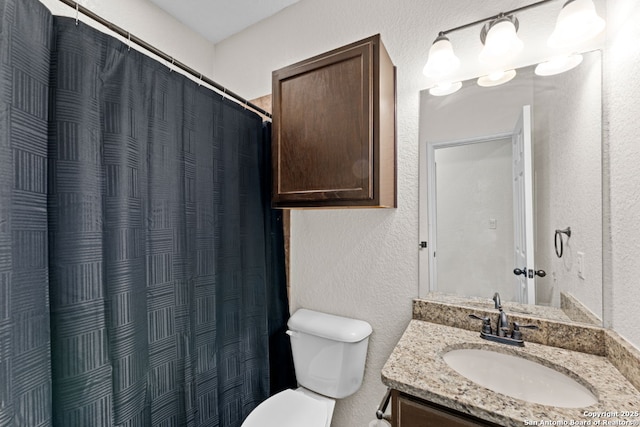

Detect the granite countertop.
xmin=382 ymin=320 xmax=640 ymax=426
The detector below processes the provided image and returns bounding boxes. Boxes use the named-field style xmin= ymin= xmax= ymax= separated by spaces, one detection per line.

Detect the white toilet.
xmin=242 ymin=308 xmax=373 ymax=427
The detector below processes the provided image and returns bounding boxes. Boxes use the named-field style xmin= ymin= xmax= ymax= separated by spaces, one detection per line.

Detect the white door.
xmin=512 ymin=105 xmax=535 ymax=304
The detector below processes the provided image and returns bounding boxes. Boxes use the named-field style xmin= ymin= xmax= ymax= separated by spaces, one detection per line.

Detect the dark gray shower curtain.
xmin=0 ymin=0 xmax=54 ymax=426
xmin=1 ymin=0 xmax=293 ymax=426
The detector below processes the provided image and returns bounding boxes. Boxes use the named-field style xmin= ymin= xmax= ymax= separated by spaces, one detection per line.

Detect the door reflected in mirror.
xmin=419 ymin=50 xmax=602 ymax=326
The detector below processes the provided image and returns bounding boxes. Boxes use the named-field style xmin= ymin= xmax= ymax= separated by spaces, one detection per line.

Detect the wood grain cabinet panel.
xmin=272 ymin=34 xmax=396 ymax=208
xmin=391 ymin=390 xmax=501 ymax=427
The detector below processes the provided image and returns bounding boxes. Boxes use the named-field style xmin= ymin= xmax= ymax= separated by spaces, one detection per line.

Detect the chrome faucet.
xmin=469 ymin=292 xmax=540 ymax=347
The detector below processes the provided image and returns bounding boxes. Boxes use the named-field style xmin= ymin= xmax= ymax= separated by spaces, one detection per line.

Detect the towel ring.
xmin=554 ymin=227 xmax=571 ymax=258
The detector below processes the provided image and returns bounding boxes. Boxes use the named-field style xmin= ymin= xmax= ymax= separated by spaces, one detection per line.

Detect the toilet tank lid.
xmin=288 ymin=309 xmax=372 ymax=343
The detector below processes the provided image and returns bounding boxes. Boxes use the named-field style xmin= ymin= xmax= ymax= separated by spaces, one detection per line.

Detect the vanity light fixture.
xmin=423 ymin=0 xmax=605 ymax=96
xmin=428 ymin=81 xmax=463 ymax=97
xmin=479 ymin=15 xmax=524 ymax=66
xmin=477 ymin=69 xmax=517 ymax=87
xmin=548 ymin=0 xmax=605 ymax=49
xmin=534 ymin=53 xmax=583 ymax=76
xmin=423 ymin=33 xmax=460 ymax=78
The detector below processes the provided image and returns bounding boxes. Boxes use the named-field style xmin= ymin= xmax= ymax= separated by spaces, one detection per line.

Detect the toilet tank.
xmin=287 ymin=309 xmax=373 ymax=399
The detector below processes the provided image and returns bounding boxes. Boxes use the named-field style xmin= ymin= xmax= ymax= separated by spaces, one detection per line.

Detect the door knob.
xmin=534 ymin=269 xmax=546 ymax=277
xmin=514 ymin=268 xmax=546 ymax=278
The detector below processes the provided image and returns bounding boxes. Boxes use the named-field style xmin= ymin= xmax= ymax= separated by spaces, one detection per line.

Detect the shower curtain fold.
xmin=0 ymin=0 xmax=294 ymax=426
xmin=0 ymin=0 xmax=54 ymax=425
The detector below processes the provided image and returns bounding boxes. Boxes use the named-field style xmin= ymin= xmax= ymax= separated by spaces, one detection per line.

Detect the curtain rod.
xmin=56 ymin=0 xmax=272 ymax=120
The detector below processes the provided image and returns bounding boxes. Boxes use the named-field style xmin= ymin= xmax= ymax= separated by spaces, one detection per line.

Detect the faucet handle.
xmin=511 ymin=322 xmax=539 ymax=340
xmin=469 ymin=314 xmax=492 ymax=335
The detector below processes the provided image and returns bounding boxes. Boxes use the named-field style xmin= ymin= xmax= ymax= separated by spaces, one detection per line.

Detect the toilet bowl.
xmin=240 ymin=308 xmax=372 ymax=427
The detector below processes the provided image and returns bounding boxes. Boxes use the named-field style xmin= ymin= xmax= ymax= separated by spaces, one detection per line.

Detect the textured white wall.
xmin=605 ymin=0 xmax=640 ymax=348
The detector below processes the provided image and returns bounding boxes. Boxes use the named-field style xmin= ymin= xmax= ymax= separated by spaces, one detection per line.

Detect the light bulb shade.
xmin=548 ymin=0 xmax=605 ymax=49
xmin=479 ymin=17 xmax=523 ymax=66
xmin=477 ymin=69 xmax=517 ymax=87
xmin=423 ymin=34 xmax=460 ymax=78
xmin=535 ymin=54 xmax=583 ymax=76
xmin=429 ymin=81 xmax=463 ymax=97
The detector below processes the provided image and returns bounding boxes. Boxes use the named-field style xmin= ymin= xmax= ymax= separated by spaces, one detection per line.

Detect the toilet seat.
xmin=241 ymin=388 xmax=334 ymax=427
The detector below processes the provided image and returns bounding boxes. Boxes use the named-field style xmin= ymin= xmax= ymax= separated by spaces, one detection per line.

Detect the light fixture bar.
xmin=440 ymin=0 xmax=555 ymax=36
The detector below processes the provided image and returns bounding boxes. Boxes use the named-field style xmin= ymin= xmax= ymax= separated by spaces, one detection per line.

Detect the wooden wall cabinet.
xmin=391 ymin=390 xmax=500 ymax=427
xmin=272 ymin=34 xmax=396 ymax=208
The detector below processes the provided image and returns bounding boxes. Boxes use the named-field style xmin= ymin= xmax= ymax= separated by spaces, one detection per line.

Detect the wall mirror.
xmin=418 ymin=50 xmax=603 ymax=326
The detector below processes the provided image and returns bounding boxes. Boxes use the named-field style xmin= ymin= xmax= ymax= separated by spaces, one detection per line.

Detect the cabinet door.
xmin=272 ymin=34 xmax=395 ymax=208
xmin=392 ymin=391 xmax=498 ymax=427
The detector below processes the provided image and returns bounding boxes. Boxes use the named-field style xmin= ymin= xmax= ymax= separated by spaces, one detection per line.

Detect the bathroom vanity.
xmin=382 ymin=298 xmax=640 ymax=427
xmin=391 ymin=389 xmax=500 ymax=426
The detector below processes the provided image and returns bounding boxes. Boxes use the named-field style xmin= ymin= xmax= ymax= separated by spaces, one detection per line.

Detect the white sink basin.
xmin=443 ymin=348 xmax=598 ymax=408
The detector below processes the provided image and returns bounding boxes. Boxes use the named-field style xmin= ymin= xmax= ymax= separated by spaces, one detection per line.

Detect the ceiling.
xmin=149 ymin=0 xmax=300 ymax=44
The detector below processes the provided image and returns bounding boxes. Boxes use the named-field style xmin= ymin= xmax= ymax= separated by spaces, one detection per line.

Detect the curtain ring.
xmin=169 ymin=57 xmax=174 ymax=72
xmin=554 ymin=227 xmax=571 ymax=258
xmin=127 ymin=33 xmax=131 ymax=51
xmin=75 ymin=3 xmax=79 ymax=26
